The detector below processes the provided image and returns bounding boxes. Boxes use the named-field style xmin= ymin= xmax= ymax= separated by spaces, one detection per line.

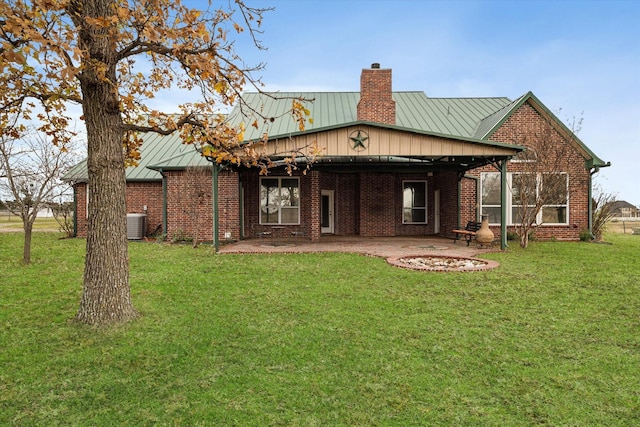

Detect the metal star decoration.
xmin=349 ymin=130 xmax=369 ymax=151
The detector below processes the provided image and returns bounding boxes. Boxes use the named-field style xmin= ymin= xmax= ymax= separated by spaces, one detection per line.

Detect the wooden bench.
xmin=452 ymin=221 xmax=482 ymax=246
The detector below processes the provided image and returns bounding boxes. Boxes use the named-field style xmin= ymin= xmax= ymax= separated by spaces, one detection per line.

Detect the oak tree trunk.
xmin=74 ymin=0 xmax=137 ymax=326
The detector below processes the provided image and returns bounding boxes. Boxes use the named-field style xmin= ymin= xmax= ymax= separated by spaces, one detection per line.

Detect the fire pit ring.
xmin=386 ymin=255 xmax=499 ymax=272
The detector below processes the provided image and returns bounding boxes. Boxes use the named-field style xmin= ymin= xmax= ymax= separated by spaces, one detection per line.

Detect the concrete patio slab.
xmin=218 ymin=235 xmax=499 ymax=259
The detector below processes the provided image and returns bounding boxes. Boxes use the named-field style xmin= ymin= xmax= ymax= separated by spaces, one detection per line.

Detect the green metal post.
xmin=500 ymin=159 xmax=508 ymax=250
xmin=212 ymin=163 xmax=220 ymax=252
xmin=73 ymin=185 xmax=78 ymax=237
xmin=588 ymin=168 xmax=596 ymax=237
xmin=161 ymin=169 xmax=167 ymax=239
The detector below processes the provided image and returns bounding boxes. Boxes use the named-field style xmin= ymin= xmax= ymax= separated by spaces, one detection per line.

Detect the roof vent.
xmin=371 ymin=63 xmax=380 ymax=69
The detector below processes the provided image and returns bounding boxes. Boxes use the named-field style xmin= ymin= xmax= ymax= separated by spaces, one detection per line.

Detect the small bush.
xmin=579 ymin=229 xmax=593 ymax=242
xmin=507 ymin=231 xmax=519 ymax=241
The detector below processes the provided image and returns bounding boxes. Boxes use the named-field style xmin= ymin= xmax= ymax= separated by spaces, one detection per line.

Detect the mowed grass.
xmin=0 ymin=215 xmax=60 ymax=231
xmin=1 ymin=232 xmax=639 ymax=426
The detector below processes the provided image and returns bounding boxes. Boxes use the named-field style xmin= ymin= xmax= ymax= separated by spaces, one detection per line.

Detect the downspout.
xmin=238 ymin=178 xmax=244 ymax=240
xmin=212 ymin=163 xmax=220 ymax=252
xmin=588 ymin=167 xmax=599 ymax=238
xmin=500 ymin=159 xmax=508 ymax=250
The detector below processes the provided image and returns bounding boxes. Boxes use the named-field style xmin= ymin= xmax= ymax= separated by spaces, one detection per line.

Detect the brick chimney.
xmin=357 ymin=63 xmax=396 ymax=125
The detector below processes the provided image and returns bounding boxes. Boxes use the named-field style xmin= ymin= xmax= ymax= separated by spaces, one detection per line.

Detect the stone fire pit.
xmin=386 ymin=255 xmax=499 ymax=272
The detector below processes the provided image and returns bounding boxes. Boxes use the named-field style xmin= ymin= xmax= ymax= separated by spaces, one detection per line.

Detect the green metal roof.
xmin=64 ymin=89 xmax=608 ymax=181
xmin=63 ymin=129 xmax=206 ymax=182
xmin=227 ymin=91 xmax=513 ymax=141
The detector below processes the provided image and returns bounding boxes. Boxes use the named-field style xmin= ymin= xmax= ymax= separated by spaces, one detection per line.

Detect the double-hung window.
xmin=260 ymin=177 xmax=300 ymax=224
xmin=402 ymin=181 xmax=427 ymax=224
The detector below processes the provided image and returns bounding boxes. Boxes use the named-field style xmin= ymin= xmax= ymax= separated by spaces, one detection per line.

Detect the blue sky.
xmin=171 ymin=0 xmax=640 ymax=204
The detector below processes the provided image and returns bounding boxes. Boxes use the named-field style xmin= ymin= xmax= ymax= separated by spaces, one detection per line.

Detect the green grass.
xmin=0 ymin=215 xmax=60 ymax=231
xmin=1 ymin=232 xmax=639 ymax=426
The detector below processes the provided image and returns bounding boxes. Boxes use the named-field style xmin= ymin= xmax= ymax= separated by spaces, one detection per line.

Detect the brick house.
xmin=65 ymin=64 xmax=609 ymax=248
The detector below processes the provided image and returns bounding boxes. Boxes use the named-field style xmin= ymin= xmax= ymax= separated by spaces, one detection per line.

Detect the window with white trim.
xmin=481 ymin=173 xmax=501 ymax=224
xmin=540 ymin=173 xmax=568 ymax=224
xmin=481 ymin=172 xmax=569 ymax=225
xmin=260 ymin=177 xmax=300 ymax=225
xmin=402 ymin=181 xmax=427 ymax=224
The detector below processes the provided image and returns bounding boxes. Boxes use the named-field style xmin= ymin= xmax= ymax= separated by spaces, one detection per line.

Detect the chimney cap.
xmin=371 ymin=63 xmax=380 ymax=69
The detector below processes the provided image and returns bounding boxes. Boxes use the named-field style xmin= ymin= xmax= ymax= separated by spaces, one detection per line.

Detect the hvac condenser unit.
xmin=126 ymin=213 xmax=147 ymax=240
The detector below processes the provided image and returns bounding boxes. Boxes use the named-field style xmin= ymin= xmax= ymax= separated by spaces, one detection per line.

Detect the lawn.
xmin=0 ymin=215 xmax=61 ymax=232
xmin=1 ymin=232 xmax=638 ymax=426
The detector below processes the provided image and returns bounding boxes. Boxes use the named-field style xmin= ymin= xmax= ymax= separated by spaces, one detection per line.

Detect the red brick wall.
xmin=459 ymin=175 xmax=479 ymax=225
xmin=359 ymin=172 xmax=395 ymax=236
xmin=218 ymin=170 xmax=241 ymax=242
xmin=335 ymin=174 xmax=359 ymax=235
xmin=127 ymin=182 xmax=163 ymax=236
xmin=357 ymin=67 xmax=396 ymax=125
xmin=165 ymin=169 xmax=212 ymax=241
xmin=435 ymin=171 xmax=460 ymax=237
xmin=165 ymin=168 xmax=240 ymax=243
xmin=468 ymin=102 xmax=590 ymax=241
xmin=73 ymin=181 xmax=162 ymax=238
xmin=241 ymin=170 xmax=455 ymax=239
xmin=240 ymin=169 xmax=311 ymax=239
xmin=74 ymin=183 xmax=87 ymax=237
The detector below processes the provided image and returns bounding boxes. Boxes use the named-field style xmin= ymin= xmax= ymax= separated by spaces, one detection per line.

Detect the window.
xmin=480 ymin=172 xmax=569 ymax=225
xmin=481 ymin=173 xmax=501 ymax=224
xmin=260 ymin=177 xmax=300 ymax=224
xmin=403 ymin=181 xmax=427 ymax=224
xmin=540 ymin=173 xmax=568 ymax=224
xmin=511 ymin=173 xmax=537 ymax=224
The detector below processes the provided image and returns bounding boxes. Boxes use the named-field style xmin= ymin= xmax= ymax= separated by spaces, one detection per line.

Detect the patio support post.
xmin=72 ymin=184 xmax=78 ymax=237
xmin=500 ymin=159 xmax=508 ymax=250
xmin=212 ymin=163 xmax=220 ymax=252
xmin=160 ymin=169 xmax=167 ymax=240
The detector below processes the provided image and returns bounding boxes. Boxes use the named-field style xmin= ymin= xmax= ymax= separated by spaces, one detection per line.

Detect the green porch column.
xmin=161 ymin=169 xmax=167 ymax=239
xmin=500 ymin=159 xmax=508 ymax=250
xmin=73 ymin=184 xmax=78 ymax=237
xmin=212 ymin=163 xmax=220 ymax=252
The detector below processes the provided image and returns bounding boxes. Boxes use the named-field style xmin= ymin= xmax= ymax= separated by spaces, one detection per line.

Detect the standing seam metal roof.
xmin=64 ymin=89 xmax=606 ymax=181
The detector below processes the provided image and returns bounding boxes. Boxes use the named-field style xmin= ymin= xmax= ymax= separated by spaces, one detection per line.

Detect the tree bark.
xmin=22 ymin=220 xmax=32 ymax=264
xmin=74 ymin=0 xmax=137 ymax=325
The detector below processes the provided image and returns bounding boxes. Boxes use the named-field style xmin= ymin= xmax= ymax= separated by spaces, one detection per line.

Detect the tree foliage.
xmin=0 ymin=0 xmax=312 ymax=326
xmin=1 ymin=0 xmax=312 ymax=161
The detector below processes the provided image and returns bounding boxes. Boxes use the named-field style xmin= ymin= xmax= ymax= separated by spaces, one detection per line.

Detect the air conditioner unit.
xmin=126 ymin=213 xmax=147 ymax=240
